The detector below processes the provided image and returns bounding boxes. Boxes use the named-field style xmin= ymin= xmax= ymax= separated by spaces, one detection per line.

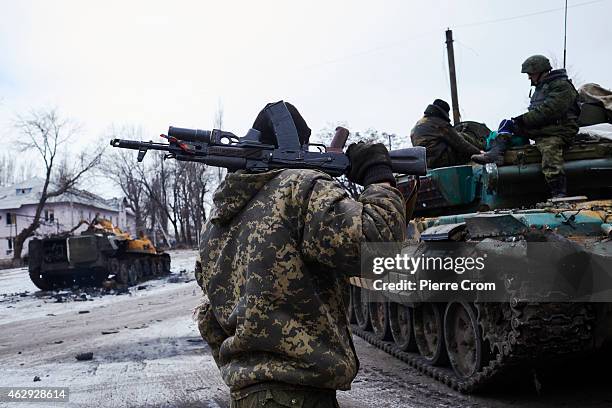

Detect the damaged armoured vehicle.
xmin=28 ymin=218 xmax=171 ymax=290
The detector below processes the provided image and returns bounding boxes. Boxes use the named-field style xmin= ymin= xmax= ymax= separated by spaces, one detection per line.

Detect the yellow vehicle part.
xmin=126 ymin=237 xmax=156 ymax=254
xmin=90 ymin=218 xmax=157 ymax=254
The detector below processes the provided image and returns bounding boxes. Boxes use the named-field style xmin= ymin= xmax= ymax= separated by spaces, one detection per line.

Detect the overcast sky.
xmin=1 ymin=0 xmax=611 ymax=153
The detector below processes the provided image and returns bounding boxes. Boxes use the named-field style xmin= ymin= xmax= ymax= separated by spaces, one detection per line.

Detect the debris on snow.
xmin=75 ymin=352 xmax=94 ymax=361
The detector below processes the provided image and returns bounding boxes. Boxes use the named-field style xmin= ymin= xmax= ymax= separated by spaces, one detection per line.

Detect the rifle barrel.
xmin=110 ymin=139 xmax=175 ymax=152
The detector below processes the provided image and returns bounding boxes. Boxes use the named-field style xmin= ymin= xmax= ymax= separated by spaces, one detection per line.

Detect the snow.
xmin=579 ymin=123 xmax=612 ymax=141
xmin=0 ymin=249 xmax=199 ymax=326
xmin=0 ymin=249 xmax=229 ymax=408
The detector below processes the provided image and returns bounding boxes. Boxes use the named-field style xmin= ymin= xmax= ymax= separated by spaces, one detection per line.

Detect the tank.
xmin=28 ymin=218 xmax=171 ymax=290
xmin=349 ymin=131 xmax=612 ymax=392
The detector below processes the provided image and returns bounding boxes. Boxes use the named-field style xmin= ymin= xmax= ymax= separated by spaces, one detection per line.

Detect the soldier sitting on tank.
xmin=472 ymin=55 xmax=580 ymax=198
xmin=410 ymin=99 xmax=482 ymax=169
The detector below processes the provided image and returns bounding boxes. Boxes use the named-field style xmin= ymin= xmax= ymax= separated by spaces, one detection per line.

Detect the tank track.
xmin=352 ymin=301 xmax=595 ymax=393
xmin=110 ymin=254 xmax=171 ymax=286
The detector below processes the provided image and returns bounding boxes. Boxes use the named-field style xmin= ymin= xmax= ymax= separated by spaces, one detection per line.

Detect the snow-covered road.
xmin=1 ymin=250 xmax=610 ymax=408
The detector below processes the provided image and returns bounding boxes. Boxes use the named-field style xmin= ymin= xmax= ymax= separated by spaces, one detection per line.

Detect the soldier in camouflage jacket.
xmin=195 ymin=103 xmax=406 ymax=407
xmin=472 ymin=55 xmax=580 ymax=197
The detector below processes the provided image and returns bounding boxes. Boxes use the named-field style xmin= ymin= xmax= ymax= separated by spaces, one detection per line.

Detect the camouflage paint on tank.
xmin=414 ymin=205 xmax=611 ymax=239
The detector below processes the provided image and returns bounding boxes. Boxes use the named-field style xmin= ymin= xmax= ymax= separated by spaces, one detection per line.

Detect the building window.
xmin=6 ymin=237 xmax=13 ymax=255
xmin=6 ymin=213 xmax=15 ymax=225
xmin=16 ymin=188 xmax=32 ymax=195
xmin=45 ymin=210 xmax=55 ymax=222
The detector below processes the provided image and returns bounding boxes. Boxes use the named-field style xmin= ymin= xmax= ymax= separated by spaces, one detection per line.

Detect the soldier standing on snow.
xmin=195 ymin=102 xmax=406 ymax=407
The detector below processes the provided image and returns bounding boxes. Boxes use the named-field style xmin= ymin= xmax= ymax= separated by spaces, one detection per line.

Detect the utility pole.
xmin=563 ymin=0 xmax=568 ymax=68
xmin=445 ymin=29 xmax=461 ymax=125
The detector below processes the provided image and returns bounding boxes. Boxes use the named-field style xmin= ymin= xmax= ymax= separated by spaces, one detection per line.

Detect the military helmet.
xmin=521 ymin=55 xmax=552 ymax=74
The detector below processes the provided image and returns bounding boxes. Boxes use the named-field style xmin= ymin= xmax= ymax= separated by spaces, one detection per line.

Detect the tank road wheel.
xmin=29 ymin=270 xmax=54 ymax=291
xmin=413 ymin=303 xmax=448 ymax=366
xmin=152 ymin=259 xmax=161 ymax=276
xmin=108 ymin=259 xmax=121 ymax=281
xmin=389 ymin=302 xmax=418 ymax=351
xmin=143 ymin=259 xmax=152 ymax=278
xmin=115 ymin=263 xmax=130 ymax=285
xmin=135 ymin=261 xmax=144 ymax=281
xmin=127 ymin=264 xmax=138 ymax=285
xmin=352 ymin=285 xmax=372 ymax=331
xmin=444 ymin=301 xmax=484 ymax=379
xmin=139 ymin=259 xmax=149 ymax=278
xmin=369 ymin=301 xmax=392 ymax=340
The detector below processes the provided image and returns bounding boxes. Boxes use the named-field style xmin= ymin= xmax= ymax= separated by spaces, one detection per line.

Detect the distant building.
xmin=0 ymin=177 xmax=135 ymax=259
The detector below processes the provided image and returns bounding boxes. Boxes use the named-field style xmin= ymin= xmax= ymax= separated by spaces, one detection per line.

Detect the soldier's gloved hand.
xmin=346 ymin=142 xmax=395 ymax=186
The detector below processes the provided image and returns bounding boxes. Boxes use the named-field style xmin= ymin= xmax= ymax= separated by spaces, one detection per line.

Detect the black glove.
xmin=346 ymin=142 xmax=395 ymax=186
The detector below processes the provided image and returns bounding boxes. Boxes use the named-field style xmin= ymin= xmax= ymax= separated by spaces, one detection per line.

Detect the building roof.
xmin=0 ymin=177 xmax=127 ymax=212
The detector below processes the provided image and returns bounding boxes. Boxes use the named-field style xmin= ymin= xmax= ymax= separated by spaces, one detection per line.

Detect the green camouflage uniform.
xmin=195 ymin=168 xmax=406 ymax=405
xmin=410 ymin=116 xmax=481 ymax=169
xmin=519 ymin=69 xmax=580 ymax=181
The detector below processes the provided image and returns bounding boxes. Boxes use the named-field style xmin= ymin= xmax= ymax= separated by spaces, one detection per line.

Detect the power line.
xmin=300 ymin=0 xmax=609 ymax=70
xmin=455 ymin=0 xmax=607 ymax=29
xmin=301 ymin=30 xmax=438 ymax=70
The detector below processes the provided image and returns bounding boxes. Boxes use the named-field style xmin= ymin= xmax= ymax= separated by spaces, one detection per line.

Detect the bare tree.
xmin=177 ymin=161 xmax=211 ymax=245
xmin=0 ymin=153 xmax=16 ymax=187
xmin=103 ymin=126 xmax=148 ymax=234
xmin=212 ymin=99 xmax=227 ymax=184
xmin=313 ymin=124 xmax=402 ymax=198
xmin=12 ymin=109 xmax=105 ymax=260
xmin=136 ymin=152 xmax=181 ymax=245
xmin=0 ymin=152 xmax=35 ymax=187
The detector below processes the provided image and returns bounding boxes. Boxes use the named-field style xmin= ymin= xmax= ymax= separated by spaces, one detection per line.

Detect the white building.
xmin=0 ymin=177 xmax=136 ymax=259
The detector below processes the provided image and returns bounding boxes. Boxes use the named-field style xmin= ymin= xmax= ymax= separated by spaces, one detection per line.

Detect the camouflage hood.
xmin=210 ymin=170 xmax=285 ymax=225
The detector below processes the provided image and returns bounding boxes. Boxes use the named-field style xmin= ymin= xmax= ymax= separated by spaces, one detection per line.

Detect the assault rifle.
xmin=110 ymin=101 xmax=427 ymax=178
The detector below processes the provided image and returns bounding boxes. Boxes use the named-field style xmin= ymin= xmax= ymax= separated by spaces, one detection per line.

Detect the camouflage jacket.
xmin=410 ymin=116 xmax=480 ymax=169
xmin=522 ymin=69 xmax=580 ymax=140
xmin=196 ymin=169 xmax=406 ymax=391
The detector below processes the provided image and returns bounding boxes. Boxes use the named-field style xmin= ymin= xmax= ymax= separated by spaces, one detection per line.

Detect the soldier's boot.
xmin=547 ymin=175 xmax=567 ymax=198
xmin=471 ymin=135 xmax=509 ymax=166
